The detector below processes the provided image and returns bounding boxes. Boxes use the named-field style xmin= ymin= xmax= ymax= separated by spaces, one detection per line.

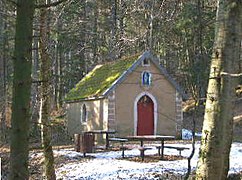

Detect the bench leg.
xmin=105 ymin=133 xmax=109 ymax=149
xmin=178 ymin=150 xmax=182 ymax=157
xmin=140 ymin=150 xmax=145 ymax=161
xmin=122 ymin=149 xmax=125 ymax=158
xmin=157 ymin=147 xmax=161 ymax=156
xmin=121 ymin=143 xmax=125 ymax=158
xmin=160 ymin=141 xmax=164 ymax=160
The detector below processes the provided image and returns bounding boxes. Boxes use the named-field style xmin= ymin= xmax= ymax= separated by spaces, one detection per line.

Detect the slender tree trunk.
xmin=80 ymin=0 xmax=86 ymax=72
xmin=93 ymin=1 xmax=99 ymax=63
xmin=54 ymin=18 xmax=63 ymax=108
xmin=196 ymin=1 xmax=242 ymax=179
xmin=57 ymin=32 xmax=64 ymax=108
xmin=184 ymin=103 xmax=197 ymax=180
xmin=9 ymin=0 xmax=34 ymax=179
xmin=196 ymin=0 xmax=206 ymax=98
xmin=53 ymin=19 xmax=60 ymax=110
xmin=30 ymin=27 xmax=41 ymax=139
xmin=148 ymin=0 xmax=154 ymax=52
xmin=39 ymin=2 xmax=56 ymax=179
xmin=0 ymin=2 xmax=7 ymax=143
xmin=119 ymin=0 xmax=125 ymax=58
xmin=109 ymin=0 xmax=117 ymax=60
xmin=2 ymin=14 xmax=8 ymax=143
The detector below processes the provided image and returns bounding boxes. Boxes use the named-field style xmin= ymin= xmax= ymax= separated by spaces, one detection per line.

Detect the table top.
xmin=84 ymin=130 xmax=116 ymax=134
xmin=125 ymin=135 xmax=175 ymax=141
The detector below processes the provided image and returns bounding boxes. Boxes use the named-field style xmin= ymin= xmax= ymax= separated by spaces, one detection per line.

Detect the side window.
xmin=81 ymin=104 xmax=87 ymax=123
xmin=142 ymin=71 xmax=152 ymax=86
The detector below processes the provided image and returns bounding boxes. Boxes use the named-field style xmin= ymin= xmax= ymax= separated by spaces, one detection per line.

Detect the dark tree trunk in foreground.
xmin=39 ymin=1 xmax=56 ymax=179
xmin=9 ymin=0 xmax=34 ymax=179
xmin=196 ymin=1 xmax=242 ymax=179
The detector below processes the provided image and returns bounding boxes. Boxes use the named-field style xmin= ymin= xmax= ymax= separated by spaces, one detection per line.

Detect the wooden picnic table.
xmin=84 ymin=130 xmax=116 ymax=149
xmin=125 ymin=135 xmax=175 ymax=159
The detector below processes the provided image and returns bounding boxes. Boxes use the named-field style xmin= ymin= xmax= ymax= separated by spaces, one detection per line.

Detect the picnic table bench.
xmin=163 ymin=146 xmax=189 ymax=156
xmin=108 ymin=137 xmax=128 ymax=158
xmin=126 ymin=135 xmax=175 ymax=159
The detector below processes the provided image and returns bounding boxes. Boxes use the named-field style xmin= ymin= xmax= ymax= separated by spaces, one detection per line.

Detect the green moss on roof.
xmin=65 ymin=54 xmax=140 ymax=101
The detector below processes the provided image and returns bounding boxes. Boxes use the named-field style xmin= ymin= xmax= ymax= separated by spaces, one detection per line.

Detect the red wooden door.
xmin=137 ymin=95 xmax=154 ymax=135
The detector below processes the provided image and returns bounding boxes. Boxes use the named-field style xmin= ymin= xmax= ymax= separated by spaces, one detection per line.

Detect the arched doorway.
xmin=137 ymin=95 xmax=154 ymax=135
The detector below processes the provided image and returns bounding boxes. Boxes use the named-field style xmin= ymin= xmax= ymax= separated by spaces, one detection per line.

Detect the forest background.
xmin=1 ymin=0 xmax=242 ymax=179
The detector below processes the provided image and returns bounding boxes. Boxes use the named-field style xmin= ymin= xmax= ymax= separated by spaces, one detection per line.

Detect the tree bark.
xmin=148 ymin=0 xmax=154 ymax=52
xmin=109 ymin=0 xmax=118 ymax=60
xmin=9 ymin=0 xmax=34 ymax=179
xmin=92 ymin=1 xmax=99 ymax=63
xmin=196 ymin=1 xmax=242 ymax=179
xmin=39 ymin=2 xmax=56 ymax=179
xmin=0 ymin=1 xmax=8 ymax=144
xmin=57 ymin=22 xmax=64 ymax=108
xmin=220 ymin=2 xmax=242 ymax=178
xmin=118 ymin=0 xmax=125 ymax=58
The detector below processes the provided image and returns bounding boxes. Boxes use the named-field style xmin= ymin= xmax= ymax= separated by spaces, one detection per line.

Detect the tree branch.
xmin=221 ymin=72 xmax=242 ymax=77
xmin=8 ymin=0 xmax=18 ymax=6
xmin=35 ymin=0 xmax=68 ymax=9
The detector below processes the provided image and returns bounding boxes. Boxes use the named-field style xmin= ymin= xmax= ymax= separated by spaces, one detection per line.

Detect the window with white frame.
xmin=142 ymin=58 xmax=150 ymax=66
xmin=81 ymin=104 xmax=87 ymax=123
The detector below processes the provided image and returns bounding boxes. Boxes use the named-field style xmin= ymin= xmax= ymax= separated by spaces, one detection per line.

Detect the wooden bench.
xmin=163 ymin=146 xmax=189 ymax=156
xmin=109 ymin=138 xmax=128 ymax=158
xmin=138 ymin=147 xmax=152 ymax=161
xmin=156 ymin=146 xmax=162 ymax=156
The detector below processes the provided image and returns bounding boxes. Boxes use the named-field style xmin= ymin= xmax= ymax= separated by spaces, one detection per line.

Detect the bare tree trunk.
xmin=79 ymin=0 xmax=86 ymax=72
xmin=109 ymin=0 xmax=118 ymax=60
xmin=57 ymin=33 xmax=64 ymax=108
xmin=0 ymin=2 xmax=7 ymax=143
xmin=118 ymin=0 xmax=125 ymax=58
xmin=184 ymin=105 xmax=196 ymax=180
xmin=54 ymin=18 xmax=64 ymax=109
xmin=196 ymin=1 xmax=242 ymax=179
xmin=39 ymin=2 xmax=56 ymax=179
xmin=220 ymin=2 xmax=242 ymax=178
xmin=93 ymin=1 xmax=99 ymax=63
xmin=30 ymin=27 xmax=41 ymax=140
xmin=9 ymin=0 xmax=34 ymax=179
xmin=148 ymin=0 xmax=154 ymax=52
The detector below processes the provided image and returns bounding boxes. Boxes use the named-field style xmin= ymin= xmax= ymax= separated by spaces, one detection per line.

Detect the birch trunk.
xmin=196 ymin=1 xmax=242 ymax=179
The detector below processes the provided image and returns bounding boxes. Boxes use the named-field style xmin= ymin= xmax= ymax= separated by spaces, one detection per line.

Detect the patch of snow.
xmin=54 ymin=142 xmax=242 ymax=179
xmin=54 ymin=149 xmax=83 ymax=158
xmin=182 ymin=129 xmax=202 ymax=140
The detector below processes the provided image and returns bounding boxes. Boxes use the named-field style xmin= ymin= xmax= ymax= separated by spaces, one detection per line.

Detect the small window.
xmin=142 ymin=71 xmax=152 ymax=86
xmin=81 ymin=104 xmax=87 ymax=123
xmin=142 ymin=58 xmax=150 ymax=66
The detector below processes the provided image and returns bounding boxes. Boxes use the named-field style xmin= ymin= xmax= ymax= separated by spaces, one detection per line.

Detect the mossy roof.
xmin=65 ymin=54 xmax=141 ymax=102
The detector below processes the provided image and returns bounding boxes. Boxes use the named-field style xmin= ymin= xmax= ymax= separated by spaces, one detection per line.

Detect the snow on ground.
xmin=53 ymin=142 xmax=242 ymax=180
